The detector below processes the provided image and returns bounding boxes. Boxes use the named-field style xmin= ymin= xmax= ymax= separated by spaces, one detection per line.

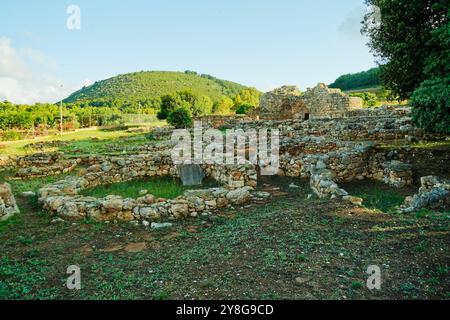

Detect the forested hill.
xmin=63 ymin=71 xmax=248 ymax=103
xmin=329 ymin=67 xmax=381 ymax=91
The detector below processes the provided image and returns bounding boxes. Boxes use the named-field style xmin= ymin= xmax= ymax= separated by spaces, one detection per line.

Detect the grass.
xmin=342 ymin=179 xmax=414 ymax=213
xmin=380 ymin=140 xmax=450 ymax=150
xmin=0 ymin=121 xmax=167 ymax=156
xmin=0 ymin=170 xmax=73 ymax=194
xmin=0 ymin=177 xmax=448 ymax=300
xmin=80 ymin=176 xmax=218 ymax=199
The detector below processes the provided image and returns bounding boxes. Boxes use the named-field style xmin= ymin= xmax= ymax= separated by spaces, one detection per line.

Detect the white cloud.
xmin=0 ymin=37 xmax=74 ymax=104
xmin=338 ymin=5 xmax=367 ymax=39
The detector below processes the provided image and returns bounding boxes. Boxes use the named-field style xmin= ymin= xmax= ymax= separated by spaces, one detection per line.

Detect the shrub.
xmin=158 ymin=91 xmax=212 ymax=119
xmin=1 ymin=130 xmax=23 ymax=141
xmin=411 ymin=76 xmax=450 ymax=133
xmin=213 ymin=96 xmax=234 ymax=115
xmin=166 ymin=107 xmax=193 ymax=129
xmin=349 ymin=92 xmax=377 ymax=107
xmin=235 ymin=104 xmax=254 ymax=115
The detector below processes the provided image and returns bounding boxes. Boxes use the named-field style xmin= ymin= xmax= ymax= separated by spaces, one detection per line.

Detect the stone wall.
xmin=38 ymin=174 xmax=257 ymax=222
xmin=233 ymin=106 xmax=423 ymax=142
xmin=0 ymin=155 xmax=16 ymax=171
xmin=37 ymin=151 xmax=258 ymax=221
xmin=0 ymin=183 xmax=19 ymax=221
xmin=259 ymin=86 xmax=306 ymax=120
xmin=301 ymin=83 xmax=363 ymax=118
xmin=196 ymin=115 xmax=253 ymax=129
xmin=258 ymin=83 xmax=363 ymax=120
xmin=16 ymin=152 xmax=79 ymax=178
xmin=400 ymin=176 xmax=450 ymax=213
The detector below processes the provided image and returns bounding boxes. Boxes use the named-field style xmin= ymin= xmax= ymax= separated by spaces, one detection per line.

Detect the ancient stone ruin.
xmin=259 ymin=86 xmax=306 ymax=120
xmin=0 ymin=93 xmax=447 ymax=224
xmin=258 ymin=83 xmax=363 ymax=120
xmin=400 ymin=176 xmax=450 ymax=213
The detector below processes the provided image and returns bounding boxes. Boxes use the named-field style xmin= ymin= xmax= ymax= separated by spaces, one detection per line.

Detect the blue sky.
xmin=0 ymin=0 xmax=376 ymax=104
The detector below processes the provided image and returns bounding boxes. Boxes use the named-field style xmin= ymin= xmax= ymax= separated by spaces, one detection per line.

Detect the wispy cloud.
xmin=0 ymin=37 xmax=74 ymax=104
xmin=338 ymin=5 xmax=366 ymax=39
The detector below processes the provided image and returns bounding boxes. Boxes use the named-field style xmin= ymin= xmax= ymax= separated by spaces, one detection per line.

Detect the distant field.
xmin=344 ymin=86 xmax=383 ymax=94
xmin=0 ymin=121 xmax=166 ymax=156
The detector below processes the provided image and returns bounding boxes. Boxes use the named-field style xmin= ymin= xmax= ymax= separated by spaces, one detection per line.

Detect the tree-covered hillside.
xmin=329 ymin=68 xmax=381 ymax=91
xmin=63 ymin=71 xmax=247 ymax=104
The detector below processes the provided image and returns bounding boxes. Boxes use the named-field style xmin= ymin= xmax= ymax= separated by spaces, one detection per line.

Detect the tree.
xmin=157 ymin=93 xmax=189 ymax=120
xmin=362 ymin=0 xmax=448 ymax=100
xmin=157 ymin=90 xmax=213 ymax=119
xmin=213 ymin=96 xmax=234 ymax=115
xmin=349 ymin=92 xmax=378 ymax=107
xmin=410 ymin=76 xmax=450 ymax=133
xmin=233 ymin=88 xmax=261 ymax=110
xmin=235 ymin=104 xmax=255 ymax=115
xmin=362 ymin=0 xmax=449 ymax=132
xmin=167 ymin=107 xmax=193 ymax=129
xmin=192 ymin=95 xmax=213 ymax=117
xmin=330 ymin=68 xmax=380 ymax=91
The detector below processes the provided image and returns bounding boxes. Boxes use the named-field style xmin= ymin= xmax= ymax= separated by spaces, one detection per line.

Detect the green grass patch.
xmin=380 ymin=140 xmax=450 ymax=150
xmin=342 ymin=180 xmax=412 ymax=213
xmin=80 ymin=176 xmax=218 ymax=199
xmin=1 ymin=172 xmax=72 ymax=195
xmin=0 ymin=125 xmax=162 ymax=156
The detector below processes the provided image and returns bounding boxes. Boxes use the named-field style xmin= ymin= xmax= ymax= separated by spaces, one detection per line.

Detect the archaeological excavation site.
xmin=1 ymin=82 xmax=448 ymax=300
xmin=1 ymin=1 xmax=448 ymax=303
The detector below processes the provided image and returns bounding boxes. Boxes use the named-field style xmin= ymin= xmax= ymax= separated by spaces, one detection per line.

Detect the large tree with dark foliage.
xmin=362 ymin=0 xmax=449 ymax=132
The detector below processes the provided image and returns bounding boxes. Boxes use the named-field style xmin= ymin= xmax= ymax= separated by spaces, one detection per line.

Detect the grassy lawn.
xmin=0 ymin=178 xmax=448 ymax=299
xmin=80 ymin=177 xmax=219 ymax=199
xmin=342 ymin=179 xmax=415 ymax=213
xmin=0 ymin=122 xmax=167 ymax=156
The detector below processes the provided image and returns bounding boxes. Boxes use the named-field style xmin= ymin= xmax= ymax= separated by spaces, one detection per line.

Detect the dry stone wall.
xmin=0 ymin=183 xmax=19 ymax=221
xmin=258 ymin=83 xmax=363 ymax=120
xmin=400 ymin=176 xmax=450 ymax=213
xmin=16 ymin=152 xmax=79 ymax=178
xmin=37 ymin=152 xmax=258 ymax=222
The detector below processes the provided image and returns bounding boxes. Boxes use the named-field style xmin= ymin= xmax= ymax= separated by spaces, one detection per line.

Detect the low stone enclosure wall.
xmin=35 ymin=135 xmax=416 ymax=222
xmin=399 ymin=176 xmax=450 ymax=213
xmin=37 ymin=152 xmax=259 ymax=222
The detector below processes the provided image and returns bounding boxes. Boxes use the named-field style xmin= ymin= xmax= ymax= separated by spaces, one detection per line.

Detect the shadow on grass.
xmin=342 ymin=179 xmax=416 ymax=213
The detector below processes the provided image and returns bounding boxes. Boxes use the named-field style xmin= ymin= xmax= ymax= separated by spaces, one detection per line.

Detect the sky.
xmin=0 ymin=0 xmax=377 ymax=104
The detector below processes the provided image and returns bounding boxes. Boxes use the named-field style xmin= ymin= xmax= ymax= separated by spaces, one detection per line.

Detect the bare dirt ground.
xmin=0 ymin=177 xmax=448 ymax=300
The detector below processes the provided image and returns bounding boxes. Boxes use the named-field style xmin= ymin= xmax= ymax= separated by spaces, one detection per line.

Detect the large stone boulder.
xmin=0 ymin=183 xmax=20 ymax=221
xmin=226 ymin=186 xmax=253 ymax=205
xmin=399 ymin=176 xmax=450 ymax=213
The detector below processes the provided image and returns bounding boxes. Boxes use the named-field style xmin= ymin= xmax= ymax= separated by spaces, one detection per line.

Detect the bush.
xmin=349 ymin=92 xmax=377 ymax=107
xmin=235 ymin=104 xmax=254 ymax=115
xmin=213 ymin=96 xmax=234 ymax=115
xmin=411 ymin=76 xmax=450 ymax=133
xmin=157 ymin=91 xmax=212 ymax=119
xmin=167 ymin=107 xmax=193 ymax=129
xmin=1 ymin=130 xmax=23 ymax=141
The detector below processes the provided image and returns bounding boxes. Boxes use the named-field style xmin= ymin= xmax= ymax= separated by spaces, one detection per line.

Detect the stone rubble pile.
xmin=0 ymin=183 xmax=20 ymax=221
xmin=399 ymin=176 xmax=450 ymax=213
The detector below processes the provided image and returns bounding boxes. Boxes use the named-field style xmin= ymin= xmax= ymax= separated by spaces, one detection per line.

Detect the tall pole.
xmin=138 ymin=103 xmax=142 ymax=124
xmin=60 ymin=84 xmax=63 ymax=135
